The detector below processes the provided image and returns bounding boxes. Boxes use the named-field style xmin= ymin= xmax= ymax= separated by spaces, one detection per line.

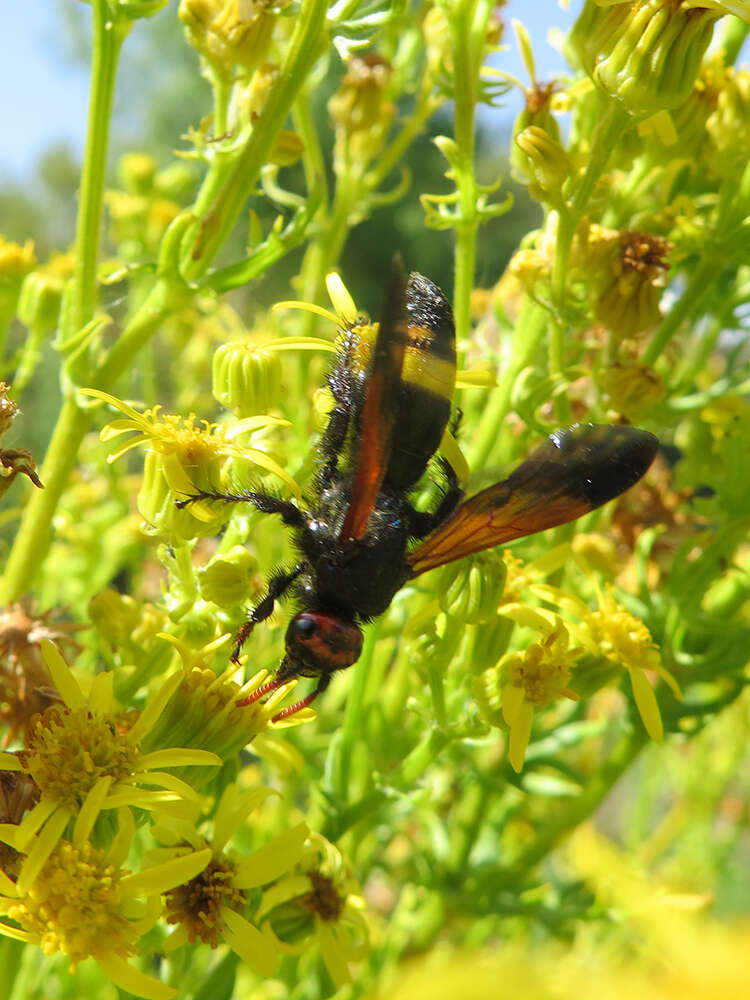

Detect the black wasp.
xmin=180 ymin=262 xmax=658 ymax=720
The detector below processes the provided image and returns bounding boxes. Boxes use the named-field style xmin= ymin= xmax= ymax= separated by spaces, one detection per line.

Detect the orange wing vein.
xmin=407 ymin=424 xmax=658 ymax=576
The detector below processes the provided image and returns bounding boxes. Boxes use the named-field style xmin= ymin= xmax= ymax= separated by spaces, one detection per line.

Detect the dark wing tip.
xmin=549 ymin=424 xmax=659 ymax=509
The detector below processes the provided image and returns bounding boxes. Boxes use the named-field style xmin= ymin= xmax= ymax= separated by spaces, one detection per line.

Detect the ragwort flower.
xmin=80 ymin=388 xmax=297 ymax=539
xmin=257 ymin=833 xmax=369 ymax=987
xmin=569 ymin=0 xmax=727 ymax=117
xmin=142 ymin=635 xmax=315 ymax=767
xmin=0 ymin=641 xmax=220 ymax=894
xmin=592 ymin=230 xmax=672 ymax=341
xmin=0 ymin=812 xmax=210 ymax=1000
xmin=475 ymin=621 xmax=581 ymax=773
xmin=158 ymin=782 xmax=308 ymax=975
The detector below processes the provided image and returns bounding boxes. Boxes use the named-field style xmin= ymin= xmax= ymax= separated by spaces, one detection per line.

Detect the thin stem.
xmin=496 ymin=727 xmax=646 ymax=886
xmin=180 ymin=0 xmax=329 ymax=279
xmin=642 ymin=256 xmax=723 ymax=367
xmin=450 ymin=0 xmax=490 ymax=345
xmin=333 ymin=621 xmax=381 ymax=803
xmin=0 ymin=281 xmax=173 ymax=601
xmin=69 ymin=0 xmax=129 ymax=336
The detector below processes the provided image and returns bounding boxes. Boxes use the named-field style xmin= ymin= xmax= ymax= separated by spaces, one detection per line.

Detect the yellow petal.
xmin=16 ymin=806 xmax=72 ymax=896
xmin=234 ymin=822 xmax=309 ymax=889
xmin=40 ymin=639 xmax=85 ymax=711
xmin=438 ymin=428 xmax=470 ymax=486
xmin=95 ymin=952 xmax=176 ymax=1000
xmin=88 ymin=670 xmax=116 ymax=715
xmin=628 ymin=668 xmax=663 ymax=742
xmin=508 ymin=701 xmax=534 ymax=773
xmin=0 ymin=920 xmax=35 ymax=943
xmin=272 ymin=299 xmax=340 ymax=325
xmin=74 ymin=775 xmax=113 ymax=846
xmin=121 ymin=847 xmax=212 ymax=898
xmin=222 ymin=909 xmax=279 ymax=977
xmin=137 ymin=749 xmax=221 ymax=771
xmin=325 ymin=272 xmax=358 ymax=324
xmin=501 ymin=682 xmax=524 ymax=727
xmin=0 ymin=753 xmax=22 ymax=772
xmin=317 ymin=920 xmax=352 ymax=987
xmin=127 ymin=670 xmax=184 ymax=745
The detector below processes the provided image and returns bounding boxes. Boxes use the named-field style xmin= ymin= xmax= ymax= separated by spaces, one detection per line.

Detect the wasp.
xmin=180 ymin=262 xmax=658 ymax=720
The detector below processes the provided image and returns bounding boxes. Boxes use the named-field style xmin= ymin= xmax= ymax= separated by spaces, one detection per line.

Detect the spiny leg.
xmin=232 ymin=565 xmax=303 ymax=663
xmin=176 ymin=488 xmax=306 ymax=528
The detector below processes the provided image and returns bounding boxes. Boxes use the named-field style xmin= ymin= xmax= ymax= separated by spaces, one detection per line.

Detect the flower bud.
xmin=599 ymin=359 xmax=665 ymax=419
xmin=592 ymin=230 xmax=672 ymax=340
xmin=0 ymin=236 xmax=36 ymax=328
xmin=568 ymin=0 xmax=721 ymax=117
xmin=707 ymin=65 xmax=750 ymax=177
xmin=328 ymin=54 xmax=395 ymax=171
xmin=212 ymin=339 xmax=283 ymax=417
xmin=514 ymin=125 xmax=570 ymax=198
xmin=17 ymin=250 xmax=74 ymax=335
xmin=118 ymin=152 xmax=156 ymax=194
xmin=179 ymin=0 xmax=282 ymax=75
xmin=438 ymin=553 xmax=507 ymax=626
xmin=198 ymin=545 xmax=257 ymax=607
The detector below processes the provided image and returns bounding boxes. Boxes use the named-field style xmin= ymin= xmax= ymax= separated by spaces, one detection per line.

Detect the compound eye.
xmin=291 ymin=614 xmax=317 ymax=638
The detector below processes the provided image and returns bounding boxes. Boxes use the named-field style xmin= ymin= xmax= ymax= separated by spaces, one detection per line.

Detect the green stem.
xmin=497 ymin=727 xmax=646 ymax=885
xmin=720 ymin=16 xmax=749 ymax=66
xmin=0 ymin=398 xmax=90 ymax=600
xmin=322 ymin=727 xmax=453 ymax=841
xmin=181 ymin=0 xmax=328 ymax=279
xmin=69 ymin=0 xmax=129 ymax=336
xmin=446 ymin=780 xmax=489 ymax=875
xmin=468 ymin=301 xmax=547 ymax=469
xmin=0 ymin=282 xmax=173 ymax=602
xmin=450 ymin=0 xmax=490 ymax=345
xmin=333 ymin=621 xmax=381 ymax=803
xmin=642 ymin=256 xmax=723 ymax=367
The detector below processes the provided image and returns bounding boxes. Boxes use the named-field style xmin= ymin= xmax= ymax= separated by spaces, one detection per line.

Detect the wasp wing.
xmin=339 ymin=258 xmax=409 ymax=544
xmin=406 ymin=424 xmax=658 ymax=576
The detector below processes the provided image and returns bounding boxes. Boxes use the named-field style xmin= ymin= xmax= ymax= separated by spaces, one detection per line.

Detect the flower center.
xmin=300 ymin=870 xmax=344 ymax=922
xmin=165 ymin=857 xmax=244 ymax=947
xmin=22 ymin=707 xmax=138 ymax=810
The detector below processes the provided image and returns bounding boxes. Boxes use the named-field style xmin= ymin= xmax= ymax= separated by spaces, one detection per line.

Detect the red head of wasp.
xmin=179 ymin=261 xmax=658 ymax=721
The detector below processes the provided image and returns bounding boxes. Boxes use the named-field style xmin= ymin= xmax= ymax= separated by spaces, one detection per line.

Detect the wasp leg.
xmin=270 ymin=674 xmax=331 ymax=722
xmin=176 ymin=489 xmax=306 ymax=528
xmin=408 ymin=457 xmax=464 ymax=540
xmin=316 ymin=403 xmax=351 ymax=491
xmin=232 ymin=565 xmax=304 ymax=663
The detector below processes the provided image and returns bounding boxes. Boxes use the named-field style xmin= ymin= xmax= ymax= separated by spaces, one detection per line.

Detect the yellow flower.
xmin=80 ymin=388 xmax=298 ymax=539
xmin=592 ymin=230 xmax=672 ymax=340
xmin=569 ymin=0 xmax=724 ymax=117
xmin=179 ymin=0 xmax=284 ymax=75
xmin=475 ymin=622 xmax=581 ymax=772
xmin=257 ymin=833 xmax=369 ymax=987
xmin=158 ymin=782 xmax=308 ymax=975
xmin=142 ymin=636 xmax=315 ymax=766
xmin=599 ymin=358 xmax=665 ymax=419
xmin=328 ymin=54 xmax=395 ymax=171
xmin=568 ymin=584 xmax=681 ymax=741
xmin=0 ymin=641 xmax=221 ymax=892
xmin=0 ymin=815 xmax=210 ymax=1000
xmin=0 ymin=236 xmax=36 ymax=284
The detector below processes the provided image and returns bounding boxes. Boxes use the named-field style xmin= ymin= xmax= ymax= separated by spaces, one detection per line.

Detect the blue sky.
xmin=1 ymin=1 xmax=576 ymax=179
